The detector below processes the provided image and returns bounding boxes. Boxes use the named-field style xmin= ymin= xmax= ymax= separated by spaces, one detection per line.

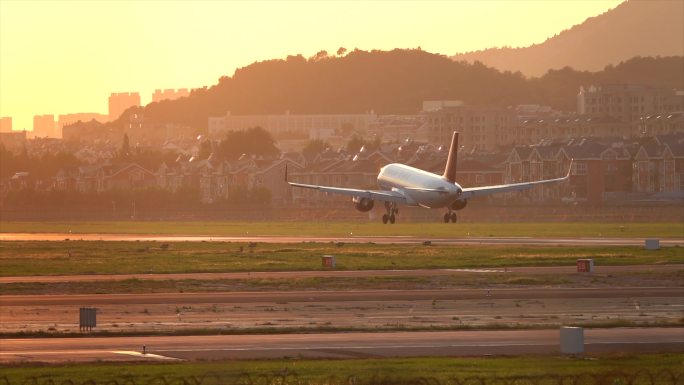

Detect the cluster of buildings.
xmin=0 ymin=88 xmax=193 ymax=140
xmin=3 ymin=132 xmax=683 ymax=208
xmin=4 ymin=82 xmax=679 ymax=152
xmin=206 ymin=84 xmax=683 ymax=153
xmin=2 ymin=82 xmax=683 ymax=208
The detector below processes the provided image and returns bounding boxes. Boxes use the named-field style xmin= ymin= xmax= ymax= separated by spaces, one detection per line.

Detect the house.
xmin=558 ymin=138 xmax=631 ymax=205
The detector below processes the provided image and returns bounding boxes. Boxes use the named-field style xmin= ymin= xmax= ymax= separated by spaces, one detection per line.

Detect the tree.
xmin=120 ymin=134 xmax=130 ymax=159
xmin=218 ymin=127 xmax=280 ymax=161
xmin=302 ymin=139 xmax=329 ymax=161
xmin=336 ymin=47 xmax=347 ymax=56
xmin=345 ymin=135 xmax=380 ymax=154
xmin=311 ymin=50 xmax=328 ymax=62
xmin=345 ymin=135 xmax=365 ymax=153
xmin=198 ymin=139 xmax=213 ymax=160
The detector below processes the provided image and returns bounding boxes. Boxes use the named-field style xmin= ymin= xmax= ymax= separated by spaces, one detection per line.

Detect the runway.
xmin=2 ymin=264 xmax=681 ymax=284
xmin=1 ymin=328 xmax=681 ymax=363
xmin=3 ymin=287 xmax=681 ymax=306
xmin=2 ymin=232 xmax=683 ymax=246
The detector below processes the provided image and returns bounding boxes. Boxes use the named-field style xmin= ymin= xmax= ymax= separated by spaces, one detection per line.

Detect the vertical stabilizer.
xmin=442 ymin=132 xmax=459 ymax=183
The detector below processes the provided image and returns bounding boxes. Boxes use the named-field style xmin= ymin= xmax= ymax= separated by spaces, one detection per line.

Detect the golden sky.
xmin=0 ymin=0 xmax=622 ymax=131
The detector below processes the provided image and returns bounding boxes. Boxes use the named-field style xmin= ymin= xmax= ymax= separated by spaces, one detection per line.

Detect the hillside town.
xmin=2 ymin=81 xmax=683 ymax=219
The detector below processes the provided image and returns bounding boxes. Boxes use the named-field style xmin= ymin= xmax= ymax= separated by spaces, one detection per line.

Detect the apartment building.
xmin=577 ymin=84 xmax=683 ymax=123
xmin=422 ymin=102 xmax=516 ymax=152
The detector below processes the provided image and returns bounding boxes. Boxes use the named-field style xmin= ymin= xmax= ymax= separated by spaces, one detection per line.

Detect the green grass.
xmin=0 ymin=274 xmax=575 ymax=295
xmin=1 ymin=221 xmax=683 ymax=238
xmin=2 ymin=354 xmax=682 ymax=383
xmin=1 ymin=241 xmax=682 ymax=276
xmin=4 ymin=318 xmax=683 ymax=340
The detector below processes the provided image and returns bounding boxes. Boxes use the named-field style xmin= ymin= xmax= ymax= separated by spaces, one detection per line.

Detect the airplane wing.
xmin=460 ymin=161 xmax=572 ymax=200
xmin=287 ymin=181 xmax=407 ymax=203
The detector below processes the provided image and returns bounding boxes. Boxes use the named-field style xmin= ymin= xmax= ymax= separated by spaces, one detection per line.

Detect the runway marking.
xmin=445 ymin=269 xmax=505 ymax=273
xmin=155 ymin=343 xmax=557 ymax=352
xmin=111 ymin=350 xmax=182 ymax=360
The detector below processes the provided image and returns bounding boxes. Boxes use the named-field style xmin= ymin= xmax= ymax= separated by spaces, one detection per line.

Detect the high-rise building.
xmin=0 ymin=117 xmax=12 ymax=133
xmin=108 ymin=92 xmax=140 ymax=121
xmin=33 ymin=114 xmax=56 ymax=138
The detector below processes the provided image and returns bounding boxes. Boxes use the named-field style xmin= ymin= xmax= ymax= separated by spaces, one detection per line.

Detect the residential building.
xmin=577 ymin=84 xmax=684 ymax=123
xmin=422 ymin=103 xmax=516 ymax=152
xmin=515 ymin=116 xmax=629 ymax=145
xmin=632 ymin=135 xmax=684 ymax=194
xmin=636 ymin=111 xmax=684 ymax=136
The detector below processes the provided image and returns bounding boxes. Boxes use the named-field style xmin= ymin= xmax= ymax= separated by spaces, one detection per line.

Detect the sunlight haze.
xmin=0 ymin=0 xmax=623 ymax=131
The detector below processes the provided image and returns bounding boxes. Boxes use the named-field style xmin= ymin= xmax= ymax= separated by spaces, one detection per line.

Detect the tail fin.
xmin=442 ymin=132 xmax=459 ymax=183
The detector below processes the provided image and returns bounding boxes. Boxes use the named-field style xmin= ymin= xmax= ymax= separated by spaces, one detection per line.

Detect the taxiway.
xmin=1 ymin=328 xmax=681 ymax=363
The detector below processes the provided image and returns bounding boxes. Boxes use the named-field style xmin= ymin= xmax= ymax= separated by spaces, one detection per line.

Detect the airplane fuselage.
xmin=377 ymin=163 xmax=462 ymax=209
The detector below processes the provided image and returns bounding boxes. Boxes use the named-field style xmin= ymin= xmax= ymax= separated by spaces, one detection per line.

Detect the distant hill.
xmin=122 ymin=50 xmax=683 ymax=131
xmin=451 ymin=0 xmax=684 ymax=77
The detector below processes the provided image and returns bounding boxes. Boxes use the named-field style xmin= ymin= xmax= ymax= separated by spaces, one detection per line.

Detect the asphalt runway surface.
xmin=1 ymin=264 xmax=681 ymax=283
xmin=1 ymin=328 xmax=682 ymax=363
xmin=2 ymin=232 xmax=683 ymax=246
xmin=3 ymin=287 xmax=682 ymax=307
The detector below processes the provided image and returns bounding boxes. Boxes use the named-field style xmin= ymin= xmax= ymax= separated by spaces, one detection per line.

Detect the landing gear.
xmin=382 ymin=201 xmax=398 ymax=224
xmin=443 ymin=210 xmax=457 ymax=223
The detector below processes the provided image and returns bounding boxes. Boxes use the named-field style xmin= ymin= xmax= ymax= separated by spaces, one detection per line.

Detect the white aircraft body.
xmin=288 ymin=132 xmax=571 ymax=223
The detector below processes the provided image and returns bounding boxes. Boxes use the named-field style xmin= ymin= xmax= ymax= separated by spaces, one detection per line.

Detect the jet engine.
xmin=450 ymin=199 xmax=468 ymax=211
xmin=353 ymin=197 xmax=375 ymax=212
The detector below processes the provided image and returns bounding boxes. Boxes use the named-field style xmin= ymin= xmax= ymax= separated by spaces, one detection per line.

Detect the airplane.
xmin=287 ymin=132 xmax=572 ymax=224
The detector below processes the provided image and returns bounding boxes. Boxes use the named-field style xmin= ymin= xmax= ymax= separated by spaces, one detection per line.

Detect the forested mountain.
xmin=451 ymin=0 xmax=684 ymax=77
xmin=129 ymin=50 xmax=683 ymax=130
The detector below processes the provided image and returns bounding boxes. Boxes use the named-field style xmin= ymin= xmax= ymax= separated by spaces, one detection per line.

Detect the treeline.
xmin=1 ymin=186 xmax=271 ymax=209
xmin=125 ymin=49 xmax=682 ymax=129
xmin=0 ymin=145 xmax=80 ymax=180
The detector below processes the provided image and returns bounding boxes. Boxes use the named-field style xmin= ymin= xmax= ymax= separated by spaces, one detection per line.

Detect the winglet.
xmin=565 ymin=159 xmax=574 ymax=179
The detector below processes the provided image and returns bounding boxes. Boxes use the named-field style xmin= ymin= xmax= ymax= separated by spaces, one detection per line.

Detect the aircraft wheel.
xmin=382 ymin=214 xmax=389 ymax=224
xmin=450 ymin=213 xmax=458 ymax=223
xmin=443 ymin=213 xmax=450 ymax=223
xmin=389 ymin=214 xmax=396 ymax=224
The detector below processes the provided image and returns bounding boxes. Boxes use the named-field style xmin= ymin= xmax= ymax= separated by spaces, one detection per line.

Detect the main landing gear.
xmin=443 ymin=209 xmax=457 ymax=223
xmin=382 ymin=201 xmax=399 ymax=224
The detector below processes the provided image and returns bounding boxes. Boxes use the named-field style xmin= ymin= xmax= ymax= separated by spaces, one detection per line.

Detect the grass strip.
xmin=1 ymin=241 xmax=682 ymax=277
xmin=5 ymin=269 xmax=684 ymax=295
xmin=2 ymin=354 xmax=682 ymax=383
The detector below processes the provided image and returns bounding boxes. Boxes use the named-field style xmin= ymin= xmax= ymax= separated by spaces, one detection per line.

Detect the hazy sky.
xmin=0 ymin=0 xmax=623 ymax=131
